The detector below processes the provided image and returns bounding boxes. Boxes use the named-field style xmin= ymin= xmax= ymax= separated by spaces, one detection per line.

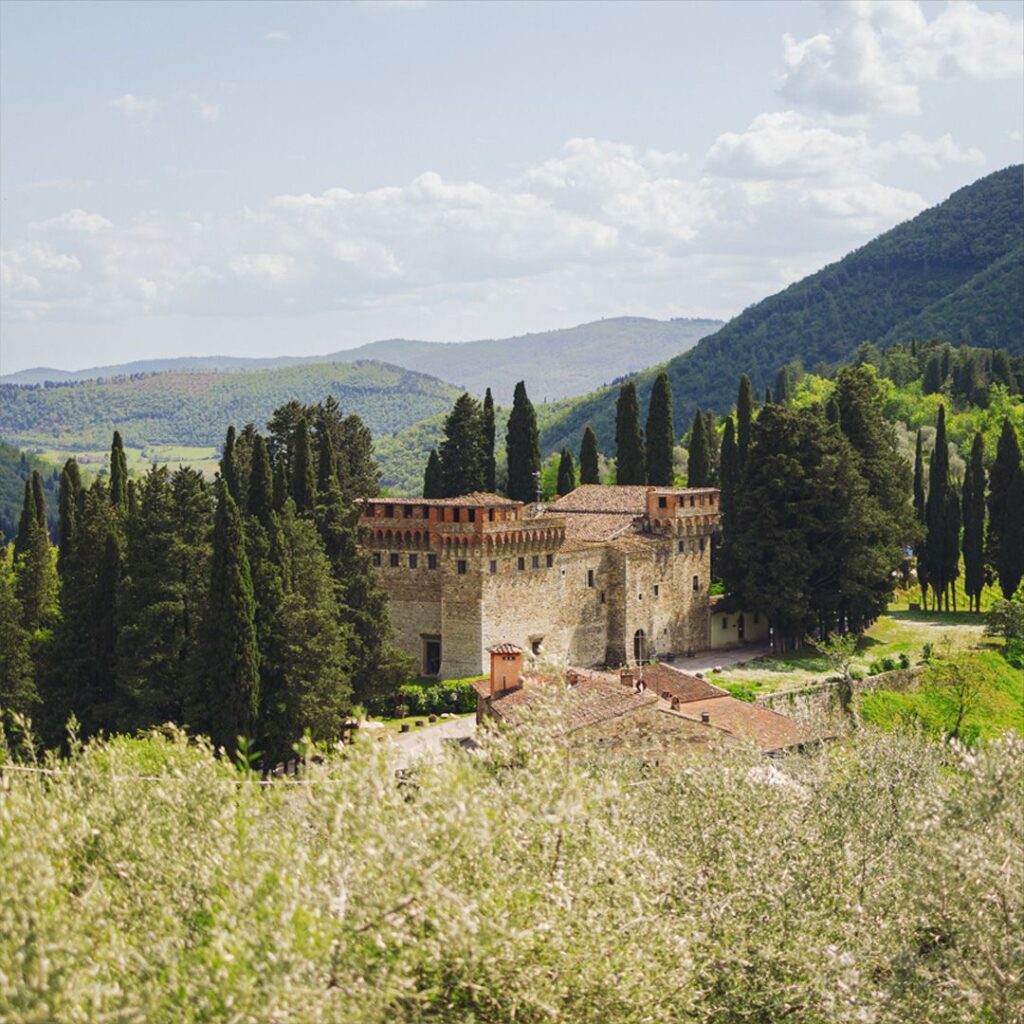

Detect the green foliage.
xmin=395 ymin=677 xmax=479 ymax=716
xmin=685 ymin=407 xmax=712 ymax=487
xmin=988 ymin=417 xmax=1024 ymax=599
xmin=579 ymin=425 xmax=600 ymax=485
xmin=644 ymin=372 xmax=674 ymax=486
xmin=986 ymin=589 xmax=1024 ymax=667
xmin=482 ymin=388 xmax=496 ymax=492
xmin=108 ymin=431 xmax=128 ymax=510
xmin=0 ymin=549 xmax=37 ymax=718
xmin=1 ymin=725 xmax=1021 ymax=1021
xmin=506 ymin=381 xmax=541 ymax=502
xmin=614 ymin=381 xmax=645 ymax=485
xmin=962 ymin=432 xmax=986 ymax=611
xmin=556 ymin=449 xmax=575 ymax=496
xmin=439 ymin=393 xmax=487 ymax=498
xmin=422 ymin=448 xmax=444 ymax=499
xmin=0 ymin=440 xmax=60 ymax=542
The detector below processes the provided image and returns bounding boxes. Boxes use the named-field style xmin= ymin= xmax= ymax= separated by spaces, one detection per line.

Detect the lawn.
xmin=371 ymin=712 xmax=474 ymax=735
xmin=712 ymin=609 xmax=989 ymax=697
xmin=35 ymin=443 xmax=220 ymax=480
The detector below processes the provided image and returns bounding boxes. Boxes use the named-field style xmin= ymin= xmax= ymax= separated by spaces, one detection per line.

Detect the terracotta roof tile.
xmin=641 ymin=663 xmax=728 ymax=702
xmin=487 ymin=676 xmax=657 ymax=731
xmin=549 ymin=485 xmax=652 ymax=514
xmin=363 ymin=492 xmax=520 ymax=508
xmin=668 ymin=696 xmax=806 ymax=753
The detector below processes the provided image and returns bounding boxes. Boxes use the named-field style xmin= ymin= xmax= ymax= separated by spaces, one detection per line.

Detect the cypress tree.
xmin=962 ymin=432 xmax=986 ymax=613
xmin=687 ymin=409 xmax=711 ymax=487
xmin=57 ymin=459 xmax=82 ymax=575
xmin=13 ymin=479 xmax=35 ymax=566
xmin=127 ymin=479 xmax=138 ymax=518
xmin=579 ymin=426 xmax=600 ymax=485
xmin=31 ymin=471 xmax=46 ymax=527
xmin=774 ymin=367 xmax=791 ymax=405
xmin=736 ymin=375 xmax=753 ymax=470
xmin=557 ymin=449 xmax=576 ymax=496
xmin=717 ymin=417 xmax=738 ymax=589
xmin=192 ymin=485 xmax=259 ymax=750
xmin=506 ymin=381 xmax=541 ymax=502
xmin=924 ymin=406 xmax=954 ymax=609
xmin=763 ymin=387 xmax=773 ymax=405
xmin=614 ymin=381 xmax=646 ymax=485
xmin=423 ymin=449 xmax=444 ymax=499
xmin=316 ymin=428 xmax=338 ymax=495
xmin=0 ymin=554 xmax=37 ymax=717
xmin=913 ymin=429 xmax=928 ymax=603
xmin=290 ymin=417 xmax=317 ymax=514
xmin=14 ymin=472 xmax=57 ymax=634
xmin=335 ymin=413 xmax=380 ymax=501
xmin=272 ymin=459 xmax=288 ymax=512
xmin=645 ymin=372 xmax=675 ymax=486
xmin=220 ymin=425 xmax=240 ymax=503
xmin=247 ymin=434 xmax=274 ymax=523
xmin=988 ymin=418 xmax=1024 ymax=599
xmin=483 ymin=388 xmax=497 ymax=492
xmin=109 ymin=431 xmax=129 ymax=509
xmin=441 ymin=393 xmax=487 ymax=497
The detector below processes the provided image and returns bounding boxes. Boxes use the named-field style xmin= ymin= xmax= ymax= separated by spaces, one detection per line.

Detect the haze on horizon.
xmin=1 ymin=0 xmax=1022 ymax=375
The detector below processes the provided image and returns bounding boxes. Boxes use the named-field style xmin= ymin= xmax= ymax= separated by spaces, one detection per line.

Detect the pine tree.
xmin=290 ymin=417 xmax=317 ymax=514
xmin=109 ymin=431 xmax=129 ymax=509
xmin=736 ymin=375 xmax=753 ymax=470
xmin=506 ymin=381 xmax=542 ymax=502
xmin=191 ymin=485 xmax=259 ymax=750
xmin=440 ymin=393 xmax=487 ymax=497
xmin=988 ymin=418 xmax=1024 ymax=599
xmin=423 ymin=449 xmax=444 ymax=498
xmin=579 ymin=426 xmax=600 ymax=485
xmin=557 ymin=449 xmax=576 ymax=496
xmin=614 ymin=381 xmax=646 ymax=485
xmin=220 ymin=425 xmax=240 ymax=502
xmin=57 ymin=459 xmax=82 ymax=575
xmin=247 ymin=434 xmax=274 ymax=523
xmin=687 ymin=409 xmax=711 ymax=487
xmin=483 ymin=388 xmax=497 ymax=492
xmin=0 ymin=553 xmax=37 ymax=718
xmin=962 ymin=433 xmax=986 ymax=613
xmin=645 ymin=372 xmax=675 ymax=486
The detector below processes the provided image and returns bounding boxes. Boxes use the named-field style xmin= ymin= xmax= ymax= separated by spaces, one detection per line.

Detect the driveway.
xmin=668 ymin=644 xmax=771 ymax=674
xmin=388 ymin=715 xmax=477 ymax=770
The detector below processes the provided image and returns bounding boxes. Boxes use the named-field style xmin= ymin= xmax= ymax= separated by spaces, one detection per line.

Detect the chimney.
xmin=620 ymin=668 xmax=635 ymax=688
xmin=700 ymin=711 xmax=710 ymax=724
xmin=488 ymin=644 xmax=523 ymax=696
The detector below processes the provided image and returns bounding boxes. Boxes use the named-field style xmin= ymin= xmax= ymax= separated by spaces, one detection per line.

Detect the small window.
xmin=372 ymin=552 xmax=382 ymax=567
xmin=658 ymin=496 xmax=668 ymax=509
xmin=699 ymin=537 xmax=706 ymax=553
xmin=403 ymin=504 xmax=413 ymax=517
xmin=428 ymin=553 xmax=438 ymax=570
xmin=457 ymin=559 xmax=467 ymax=575
xmin=600 ymin=591 xmax=606 ymax=604
xmin=408 ymin=554 xmax=418 ymax=569
xmin=517 ymin=556 xmax=526 ymax=571
xmin=389 ymin=552 xmax=400 ymax=567
xmin=654 ymin=585 xmax=660 ymax=597
xmin=532 ymin=555 xmax=540 ymax=569
xmin=637 ymin=592 xmax=643 ymax=602
xmin=385 ymin=503 xmax=394 ymax=517
xmin=488 ymin=509 xmax=495 ymax=521
xmin=531 ymin=638 xmax=543 ymax=655
xmin=678 ymin=540 xmax=685 ymax=553
xmin=453 ymin=508 xmax=461 ymax=523
xmin=467 ymin=508 xmax=476 ymax=523
xmin=489 ymin=559 xmax=497 ymax=574
xmin=546 ymin=553 xmax=554 ymax=568
xmin=693 ymin=575 xmax=700 ymax=592
xmin=722 ymin=617 xmax=728 ymax=629
xmin=587 ymin=568 xmax=595 ymax=588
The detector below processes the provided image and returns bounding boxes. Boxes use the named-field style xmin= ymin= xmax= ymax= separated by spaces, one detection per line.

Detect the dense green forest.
xmin=0 ymin=360 xmax=459 ymax=452
xmin=537 ymin=165 xmax=1024 ymax=457
xmin=0 ymin=441 xmax=60 ymax=540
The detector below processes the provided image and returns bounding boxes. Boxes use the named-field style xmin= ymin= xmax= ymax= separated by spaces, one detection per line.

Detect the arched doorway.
xmin=633 ymin=629 xmax=646 ymax=665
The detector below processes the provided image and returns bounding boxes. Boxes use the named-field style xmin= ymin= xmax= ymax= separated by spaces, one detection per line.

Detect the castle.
xmin=360 ymin=484 xmax=721 ymax=679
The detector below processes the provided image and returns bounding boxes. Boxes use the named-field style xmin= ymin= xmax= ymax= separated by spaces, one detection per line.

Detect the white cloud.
xmin=264 ymin=30 xmax=290 ymax=42
xmin=192 ymin=96 xmax=221 ymax=122
xmin=780 ymin=0 xmax=1024 ymax=116
xmin=30 ymin=209 xmax=114 ymax=233
xmin=109 ymin=93 xmax=160 ymax=122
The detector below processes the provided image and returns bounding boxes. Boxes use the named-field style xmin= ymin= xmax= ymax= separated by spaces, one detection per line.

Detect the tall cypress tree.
xmin=687 ymin=409 xmax=711 ymax=487
xmin=272 ymin=459 xmax=288 ymax=512
xmin=717 ymin=417 xmax=738 ymax=589
xmin=247 ymin=434 xmax=274 ymax=523
xmin=506 ymin=381 xmax=541 ymax=502
xmin=987 ymin=418 xmax=1024 ymax=599
xmin=423 ymin=449 xmax=444 ymax=498
xmin=316 ymin=428 xmax=338 ymax=495
xmin=14 ymin=471 xmax=57 ymax=634
xmin=962 ymin=432 xmax=986 ymax=613
xmin=192 ymin=485 xmax=259 ymax=750
xmin=220 ymin=425 xmax=240 ymax=503
xmin=579 ymin=426 xmax=600 ymax=485
xmin=614 ymin=381 xmax=646 ymax=485
xmin=440 ymin=393 xmax=487 ymax=497
xmin=736 ymin=375 xmax=753 ymax=471
xmin=557 ymin=449 xmax=576 ymax=496
xmin=913 ymin=429 xmax=928 ymax=603
xmin=0 ymin=553 xmax=37 ymax=717
xmin=645 ymin=372 xmax=675 ymax=486
xmin=483 ymin=388 xmax=497 ymax=493
xmin=109 ymin=431 xmax=129 ymax=510
xmin=774 ymin=366 xmax=791 ymax=405
xmin=13 ymin=479 xmax=35 ymax=566
xmin=924 ymin=405 xmax=954 ymax=609
xmin=290 ymin=417 xmax=317 ymax=514
xmin=57 ymin=459 xmax=82 ymax=575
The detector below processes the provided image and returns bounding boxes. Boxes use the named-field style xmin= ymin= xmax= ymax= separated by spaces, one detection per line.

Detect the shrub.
xmin=881 ymin=656 xmax=897 ymax=673
xmin=922 ymin=641 xmax=934 ymax=662
xmin=898 ymin=653 xmax=911 ymax=670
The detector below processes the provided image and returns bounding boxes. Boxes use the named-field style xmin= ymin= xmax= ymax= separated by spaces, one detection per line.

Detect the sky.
xmin=1 ymin=0 xmax=1022 ymax=374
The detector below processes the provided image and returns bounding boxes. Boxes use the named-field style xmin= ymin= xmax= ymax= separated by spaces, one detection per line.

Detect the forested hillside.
xmin=0 ymin=361 xmax=459 ymax=452
xmin=2 ymin=316 xmax=721 ymax=405
xmin=538 ymin=166 xmax=1024 ymax=457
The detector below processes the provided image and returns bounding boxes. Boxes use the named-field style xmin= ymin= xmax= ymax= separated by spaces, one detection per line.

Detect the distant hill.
xmin=1 ymin=316 xmax=722 ymax=404
xmin=538 ymin=166 xmax=1024 ymax=456
xmin=0 ymin=361 xmax=461 ymax=453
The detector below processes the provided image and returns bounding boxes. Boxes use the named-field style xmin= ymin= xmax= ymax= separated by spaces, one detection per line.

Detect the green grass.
xmin=35 ymin=444 xmax=221 ymax=480
xmin=373 ymin=712 xmax=474 ymax=734
xmin=860 ymin=649 xmax=1024 ymax=741
xmin=713 ymin=610 xmax=988 ymax=695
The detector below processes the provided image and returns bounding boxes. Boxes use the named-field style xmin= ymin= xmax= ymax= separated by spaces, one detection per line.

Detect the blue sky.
xmin=1 ymin=0 xmax=1022 ymax=373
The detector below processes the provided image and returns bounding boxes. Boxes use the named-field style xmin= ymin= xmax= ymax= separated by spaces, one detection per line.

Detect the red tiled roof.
xmin=561 ymin=512 xmax=637 ymax=545
xmin=668 ymin=696 xmax=805 ymax=753
xmin=487 ymin=675 xmax=657 ymax=731
xmin=641 ymin=663 xmax=728 ymax=703
xmin=549 ymin=485 xmax=652 ymax=514
xmin=362 ymin=492 xmax=520 ymax=508
xmin=488 ymin=642 xmax=523 ymax=655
